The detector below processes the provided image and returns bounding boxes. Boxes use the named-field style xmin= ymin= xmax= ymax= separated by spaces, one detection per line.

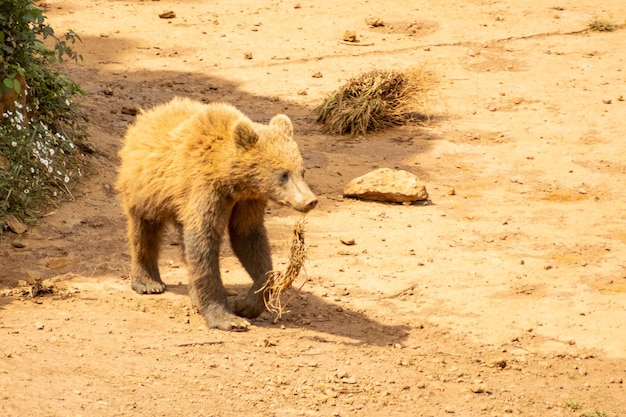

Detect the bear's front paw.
xmin=202 ymin=305 xmax=251 ymax=331
xmin=131 ymin=278 xmax=166 ymax=294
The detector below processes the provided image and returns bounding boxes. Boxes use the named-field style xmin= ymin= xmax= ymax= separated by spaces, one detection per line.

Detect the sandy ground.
xmin=2 ymin=1 xmax=626 ymax=416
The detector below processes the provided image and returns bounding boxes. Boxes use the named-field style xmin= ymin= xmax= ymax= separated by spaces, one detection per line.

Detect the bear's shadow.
xmin=165 ymin=282 xmax=410 ymax=347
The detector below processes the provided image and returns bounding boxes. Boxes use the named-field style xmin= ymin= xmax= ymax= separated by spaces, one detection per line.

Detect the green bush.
xmin=1 ymin=0 xmax=87 ymax=232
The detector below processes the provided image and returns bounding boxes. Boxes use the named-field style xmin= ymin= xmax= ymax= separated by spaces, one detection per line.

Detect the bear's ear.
xmin=270 ymin=114 xmax=294 ymax=137
xmin=233 ymin=119 xmax=259 ymax=149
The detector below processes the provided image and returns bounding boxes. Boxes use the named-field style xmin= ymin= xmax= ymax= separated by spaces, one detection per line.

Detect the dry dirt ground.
xmin=2 ymin=1 xmax=626 ymax=416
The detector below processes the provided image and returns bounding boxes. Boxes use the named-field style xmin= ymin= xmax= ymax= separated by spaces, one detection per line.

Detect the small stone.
xmin=121 ymin=105 xmax=139 ymax=116
xmin=255 ymin=338 xmax=276 ymax=348
xmin=488 ymin=359 xmax=507 ymax=369
xmin=341 ymin=376 xmax=357 ymax=384
xmin=35 ymin=322 xmax=44 ymax=330
xmin=365 ymin=17 xmax=384 ymax=27
xmin=159 ymin=11 xmax=176 ymax=19
xmin=470 ymin=385 xmax=485 ymax=393
xmin=5 ymin=214 xmax=27 ymax=234
xmin=343 ymin=30 xmax=357 ymax=42
xmin=325 ymin=388 xmax=338 ymax=398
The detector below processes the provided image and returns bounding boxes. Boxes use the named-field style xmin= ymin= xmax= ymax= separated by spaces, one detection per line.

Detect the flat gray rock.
xmin=343 ymin=168 xmax=428 ymax=203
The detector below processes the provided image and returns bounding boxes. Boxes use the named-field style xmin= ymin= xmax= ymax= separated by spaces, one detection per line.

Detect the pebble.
xmin=341 ymin=376 xmax=357 ymax=384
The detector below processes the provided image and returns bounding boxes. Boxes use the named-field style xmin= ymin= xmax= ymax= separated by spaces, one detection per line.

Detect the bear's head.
xmin=233 ymin=115 xmax=317 ymax=213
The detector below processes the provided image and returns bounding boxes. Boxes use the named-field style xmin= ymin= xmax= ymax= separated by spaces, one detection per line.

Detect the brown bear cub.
xmin=117 ymin=98 xmax=317 ymax=331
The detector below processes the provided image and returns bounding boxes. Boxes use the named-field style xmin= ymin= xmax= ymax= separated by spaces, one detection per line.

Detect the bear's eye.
xmin=279 ymin=171 xmax=290 ymax=184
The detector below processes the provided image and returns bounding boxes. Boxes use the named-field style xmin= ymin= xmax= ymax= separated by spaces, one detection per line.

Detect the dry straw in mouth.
xmin=258 ymin=217 xmax=308 ymax=323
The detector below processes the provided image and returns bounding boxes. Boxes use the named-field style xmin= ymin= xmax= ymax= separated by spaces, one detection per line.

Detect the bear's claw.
xmin=131 ymin=279 xmax=166 ymax=294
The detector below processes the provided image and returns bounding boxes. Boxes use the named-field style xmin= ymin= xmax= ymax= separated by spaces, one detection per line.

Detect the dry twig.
xmin=258 ymin=217 xmax=308 ymax=322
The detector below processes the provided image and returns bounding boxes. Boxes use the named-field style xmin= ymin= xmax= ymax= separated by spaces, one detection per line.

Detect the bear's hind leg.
xmin=127 ymin=215 xmax=166 ymax=294
xmin=228 ymin=200 xmax=272 ymax=319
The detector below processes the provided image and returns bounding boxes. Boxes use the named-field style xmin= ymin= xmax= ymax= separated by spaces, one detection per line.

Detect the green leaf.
xmin=12 ymin=79 xmax=21 ymax=94
xmin=43 ymin=26 xmax=54 ymax=38
xmin=3 ymin=78 xmax=13 ymax=89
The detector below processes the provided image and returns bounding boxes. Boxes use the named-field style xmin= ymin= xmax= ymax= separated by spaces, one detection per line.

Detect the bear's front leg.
xmin=127 ymin=215 xmax=166 ymax=294
xmin=228 ymin=200 xmax=272 ymax=319
xmin=184 ymin=223 xmax=251 ymax=331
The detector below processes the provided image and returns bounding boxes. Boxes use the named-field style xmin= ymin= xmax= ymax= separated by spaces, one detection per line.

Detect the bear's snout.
xmin=299 ymin=197 xmax=318 ymax=213
xmin=290 ymin=190 xmax=317 ymax=213
xmin=283 ymin=176 xmax=318 ymax=213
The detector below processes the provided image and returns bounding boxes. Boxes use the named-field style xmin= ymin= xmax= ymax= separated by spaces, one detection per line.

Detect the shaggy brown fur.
xmin=117 ymin=98 xmax=317 ymax=330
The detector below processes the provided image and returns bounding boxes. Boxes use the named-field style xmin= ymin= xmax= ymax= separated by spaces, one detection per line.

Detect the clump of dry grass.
xmin=588 ymin=15 xmax=616 ymax=32
xmin=3 ymin=275 xmax=74 ymax=297
xmin=315 ymin=67 xmax=436 ymax=135
xmin=258 ymin=218 xmax=308 ymax=322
